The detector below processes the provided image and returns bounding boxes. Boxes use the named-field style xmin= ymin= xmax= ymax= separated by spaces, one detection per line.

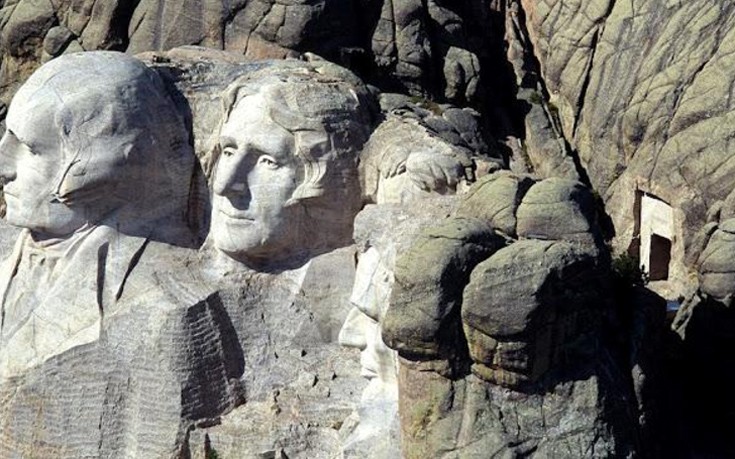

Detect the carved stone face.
xmin=0 ymin=52 xmax=194 ymax=240
xmin=0 ymin=94 xmax=88 ymax=237
xmin=339 ymin=247 xmax=397 ymax=383
xmin=212 ymin=91 xmax=322 ymax=262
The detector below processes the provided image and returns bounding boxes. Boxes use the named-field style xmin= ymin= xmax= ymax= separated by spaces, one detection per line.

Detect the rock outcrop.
xmin=383 ymin=173 xmax=640 ymax=458
xmin=2 ymin=0 xmax=735 ymax=456
xmin=0 ymin=0 xmax=513 ymax=125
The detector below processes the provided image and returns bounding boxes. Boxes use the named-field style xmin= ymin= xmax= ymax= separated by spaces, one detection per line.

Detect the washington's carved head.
xmin=212 ymin=66 xmax=373 ymax=266
xmin=0 ymin=52 xmax=193 ymax=239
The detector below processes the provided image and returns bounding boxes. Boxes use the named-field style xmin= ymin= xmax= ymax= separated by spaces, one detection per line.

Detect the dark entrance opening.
xmin=628 ymin=190 xmax=644 ymax=257
xmin=649 ymin=233 xmax=671 ymax=280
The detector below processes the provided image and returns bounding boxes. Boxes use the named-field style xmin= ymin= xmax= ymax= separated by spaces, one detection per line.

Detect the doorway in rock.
xmin=649 ymin=233 xmax=671 ymax=280
xmin=638 ymin=193 xmax=673 ymax=281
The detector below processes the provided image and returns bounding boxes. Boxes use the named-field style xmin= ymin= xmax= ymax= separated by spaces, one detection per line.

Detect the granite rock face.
xmin=383 ymin=173 xmax=640 ymax=458
xmin=462 ymin=239 xmax=606 ymax=387
xmin=0 ymin=51 xmax=383 ymax=459
xmin=3 ymin=0 xmax=735 ymax=455
xmin=516 ymin=0 xmax=735 ymax=290
xmin=0 ymin=52 xmax=243 ymax=458
xmin=338 ymin=199 xmax=458 ymax=459
xmin=0 ymin=0 xmax=511 ymax=120
xmin=360 ymin=93 xmax=498 ymax=205
xmin=510 ymin=6 xmax=735 ymax=450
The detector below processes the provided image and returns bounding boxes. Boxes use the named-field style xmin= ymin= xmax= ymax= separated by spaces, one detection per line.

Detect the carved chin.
xmin=3 ymin=195 xmax=84 ymax=236
xmin=212 ymin=217 xmax=290 ymax=262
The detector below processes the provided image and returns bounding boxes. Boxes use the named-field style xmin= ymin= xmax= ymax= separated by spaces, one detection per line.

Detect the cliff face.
xmin=521 ymin=0 xmax=735 ymax=287
xmin=0 ymin=0 xmax=508 ymax=112
xmin=1 ymin=1 xmax=735 ymax=457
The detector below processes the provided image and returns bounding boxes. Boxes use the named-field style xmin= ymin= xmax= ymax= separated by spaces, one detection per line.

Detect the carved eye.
xmin=221 ymin=147 xmax=235 ymax=158
xmin=258 ymin=155 xmax=279 ymax=168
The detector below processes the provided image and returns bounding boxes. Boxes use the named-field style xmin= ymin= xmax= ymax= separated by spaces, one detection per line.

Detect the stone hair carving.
xmin=0 ymin=51 xmax=197 ymax=379
xmin=360 ymin=116 xmax=475 ymax=205
xmin=211 ymin=65 xmax=373 ymax=268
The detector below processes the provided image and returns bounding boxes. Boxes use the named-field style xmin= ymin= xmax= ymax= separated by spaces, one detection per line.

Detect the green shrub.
xmin=612 ymin=253 xmax=649 ymax=288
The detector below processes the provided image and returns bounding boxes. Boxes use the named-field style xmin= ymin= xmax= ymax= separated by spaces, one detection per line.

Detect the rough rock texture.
xmin=0 ymin=0 xmax=135 ymax=104
xmin=462 ymin=240 xmax=606 ymax=387
xmin=515 ymin=4 xmax=735 ymax=455
xmin=385 ymin=173 xmax=641 ymax=458
xmin=339 ymin=198 xmax=458 ymax=459
xmin=515 ymin=0 xmax=735 ymax=291
xmin=516 ymin=177 xmax=603 ymax=247
xmin=3 ymin=0 xmax=734 ymax=454
xmin=0 ymin=243 xmax=244 ymax=458
xmin=184 ymin=250 xmax=366 ymax=459
xmin=382 ymin=217 xmax=508 ymax=358
xmin=692 ymin=218 xmax=735 ymax=303
xmin=361 ymin=91 xmax=502 ymax=205
xmin=0 ymin=0 xmax=514 ymax=122
xmin=503 ymin=1 xmax=582 ymax=181
xmin=455 ymin=171 xmax=535 ymax=236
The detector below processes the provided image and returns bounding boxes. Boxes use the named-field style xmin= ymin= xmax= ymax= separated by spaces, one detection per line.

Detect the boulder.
xmin=455 ymin=170 xmax=536 ymax=236
xmin=462 ymin=239 xmax=605 ymax=387
xmin=516 ymin=177 xmax=601 ymax=246
xmin=696 ymin=218 xmax=735 ymax=304
xmin=382 ymin=217 xmax=508 ymax=358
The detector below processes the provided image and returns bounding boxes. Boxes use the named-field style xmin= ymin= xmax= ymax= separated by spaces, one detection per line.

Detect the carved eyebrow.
xmin=219 ymin=135 xmax=237 ymax=149
xmin=4 ymin=129 xmax=32 ymax=152
xmin=5 ymin=129 xmax=21 ymax=144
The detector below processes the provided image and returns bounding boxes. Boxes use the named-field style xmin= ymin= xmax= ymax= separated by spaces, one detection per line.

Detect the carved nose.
xmin=0 ymin=132 xmax=17 ymax=184
xmin=213 ymin=158 xmax=249 ymax=199
xmin=338 ymin=307 xmax=369 ymax=350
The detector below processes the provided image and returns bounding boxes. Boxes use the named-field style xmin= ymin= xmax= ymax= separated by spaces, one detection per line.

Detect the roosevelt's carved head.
xmin=0 ymin=52 xmax=193 ymax=240
xmin=211 ymin=66 xmax=373 ymax=267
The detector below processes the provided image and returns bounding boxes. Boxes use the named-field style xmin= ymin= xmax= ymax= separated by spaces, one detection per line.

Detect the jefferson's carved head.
xmin=211 ymin=66 xmax=373 ymax=267
xmin=0 ymin=52 xmax=193 ymax=239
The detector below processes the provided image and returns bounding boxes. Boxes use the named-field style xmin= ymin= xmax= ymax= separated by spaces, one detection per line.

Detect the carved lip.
xmin=218 ymin=209 xmax=255 ymax=221
xmin=360 ymin=352 xmax=379 ymax=380
xmin=360 ymin=366 xmax=378 ymax=380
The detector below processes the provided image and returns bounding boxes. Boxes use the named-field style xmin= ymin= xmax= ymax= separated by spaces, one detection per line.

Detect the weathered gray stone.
xmin=339 ymin=199 xmax=458 ymax=459
xmin=185 ymin=252 xmax=366 ymax=459
xmin=695 ymin=218 xmax=735 ymax=304
xmin=360 ymin=115 xmax=475 ymax=204
xmin=519 ymin=0 xmax=735 ymax=296
xmin=0 ymin=52 xmax=240 ymax=457
xmin=42 ymin=25 xmax=74 ymax=56
xmin=462 ymin=239 xmax=606 ymax=387
xmin=516 ymin=177 xmax=601 ymax=246
xmin=456 ymin=170 xmax=536 ymax=236
xmin=396 ymin=367 xmax=637 ymax=459
xmin=382 ymin=217 xmax=508 ymax=358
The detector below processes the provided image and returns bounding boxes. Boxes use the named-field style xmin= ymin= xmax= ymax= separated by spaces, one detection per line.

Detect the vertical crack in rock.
xmin=571 ymin=26 xmax=601 ymax=139
xmin=571 ymin=0 xmax=616 ymax=140
xmin=510 ymin=1 xmax=592 ymax=185
xmin=96 ymin=242 xmax=109 ymax=318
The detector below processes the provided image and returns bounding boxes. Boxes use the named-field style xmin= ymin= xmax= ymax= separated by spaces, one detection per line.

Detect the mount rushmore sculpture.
xmin=0 ymin=49 xmax=644 ymax=458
